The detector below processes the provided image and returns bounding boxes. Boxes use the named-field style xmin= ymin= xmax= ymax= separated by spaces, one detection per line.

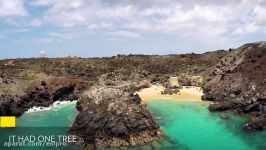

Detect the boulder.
xmin=209 ymin=101 xmax=236 ymax=112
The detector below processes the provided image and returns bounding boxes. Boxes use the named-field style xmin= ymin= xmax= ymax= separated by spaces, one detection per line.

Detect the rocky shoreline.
xmin=0 ymin=76 xmax=87 ymax=117
xmin=0 ymin=41 xmax=265 ymax=149
xmin=202 ymin=42 xmax=266 ymax=131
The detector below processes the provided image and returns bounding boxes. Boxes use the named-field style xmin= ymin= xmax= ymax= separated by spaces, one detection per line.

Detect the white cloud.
xmin=46 ymin=32 xmax=80 ymax=40
xmin=233 ymin=4 xmax=266 ymax=35
xmin=105 ymin=37 xmax=128 ymax=41
xmin=108 ymin=31 xmax=141 ymax=38
xmin=30 ymin=19 xmax=43 ymax=27
xmin=87 ymin=22 xmax=112 ymax=29
xmin=2 ymin=0 xmax=266 ymax=46
xmin=0 ymin=0 xmax=28 ymax=17
xmin=30 ymin=0 xmax=56 ymax=6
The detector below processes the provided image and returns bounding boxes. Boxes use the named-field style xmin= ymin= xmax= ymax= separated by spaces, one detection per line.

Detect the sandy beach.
xmin=137 ymin=85 xmax=203 ymax=101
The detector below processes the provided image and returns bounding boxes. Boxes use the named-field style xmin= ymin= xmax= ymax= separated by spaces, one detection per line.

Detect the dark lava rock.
xmin=0 ymin=95 xmax=14 ymax=116
xmin=209 ymin=101 xmax=236 ymax=112
xmin=257 ymin=96 xmax=266 ymax=102
xmin=203 ymin=42 xmax=266 ymax=131
xmin=52 ymin=83 xmax=75 ymax=101
xmin=41 ymin=80 xmax=47 ymax=86
xmin=128 ymin=93 xmax=141 ymax=104
xmin=244 ymin=115 xmax=266 ymax=131
xmin=0 ymin=81 xmax=79 ymax=116
xmin=69 ymin=85 xmax=162 ymax=148
xmin=161 ymin=87 xmax=180 ymax=95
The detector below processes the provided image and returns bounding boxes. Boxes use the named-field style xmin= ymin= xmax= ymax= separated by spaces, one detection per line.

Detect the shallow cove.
xmin=17 ymin=101 xmax=78 ymax=127
xmin=145 ymin=99 xmax=266 ymax=150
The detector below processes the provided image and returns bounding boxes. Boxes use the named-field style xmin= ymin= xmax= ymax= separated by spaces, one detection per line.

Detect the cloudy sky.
xmin=0 ymin=0 xmax=266 ymax=58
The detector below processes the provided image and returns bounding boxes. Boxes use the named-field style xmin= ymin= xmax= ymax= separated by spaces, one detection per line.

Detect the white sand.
xmin=137 ymin=85 xmax=203 ymax=101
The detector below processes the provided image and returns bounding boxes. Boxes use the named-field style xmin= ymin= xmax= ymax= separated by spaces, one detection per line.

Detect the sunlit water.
xmin=1 ymin=99 xmax=266 ymax=150
xmin=0 ymin=101 xmax=79 ymax=150
xmin=144 ymin=99 xmax=266 ymax=150
xmin=17 ymin=101 xmax=78 ymax=127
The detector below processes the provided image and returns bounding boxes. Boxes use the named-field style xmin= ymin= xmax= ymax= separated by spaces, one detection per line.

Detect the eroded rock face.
xmin=0 ymin=77 xmax=87 ymax=116
xmin=52 ymin=83 xmax=75 ymax=101
xmin=69 ymin=82 xmax=162 ymax=148
xmin=202 ymin=42 xmax=266 ymax=130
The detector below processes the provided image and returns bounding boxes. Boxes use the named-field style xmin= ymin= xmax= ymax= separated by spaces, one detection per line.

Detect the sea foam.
xmin=26 ymin=100 xmax=77 ymax=113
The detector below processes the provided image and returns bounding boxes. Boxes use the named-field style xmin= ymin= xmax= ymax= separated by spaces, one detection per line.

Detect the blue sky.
xmin=0 ymin=0 xmax=266 ymax=59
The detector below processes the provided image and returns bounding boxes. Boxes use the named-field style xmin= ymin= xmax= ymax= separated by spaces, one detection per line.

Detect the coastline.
xmin=137 ymin=85 xmax=203 ymax=102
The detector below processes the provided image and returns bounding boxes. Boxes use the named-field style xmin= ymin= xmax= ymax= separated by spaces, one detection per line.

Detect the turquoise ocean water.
xmin=146 ymin=99 xmax=266 ymax=150
xmin=0 ymin=101 xmax=79 ymax=150
xmin=16 ymin=101 xmax=78 ymax=127
xmin=0 ymin=99 xmax=265 ymax=150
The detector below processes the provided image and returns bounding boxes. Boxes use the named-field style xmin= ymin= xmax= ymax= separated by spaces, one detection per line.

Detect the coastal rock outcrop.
xmin=202 ymin=42 xmax=266 ymax=130
xmin=69 ymin=73 xmax=163 ymax=148
xmin=0 ymin=76 xmax=87 ymax=116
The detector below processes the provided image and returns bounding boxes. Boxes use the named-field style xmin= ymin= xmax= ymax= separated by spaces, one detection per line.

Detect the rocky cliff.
xmin=202 ymin=42 xmax=266 ymax=130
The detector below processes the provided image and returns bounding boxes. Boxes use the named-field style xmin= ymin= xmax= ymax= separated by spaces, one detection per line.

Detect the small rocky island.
xmin=0 ymin=41 xmax=265 ymax=149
